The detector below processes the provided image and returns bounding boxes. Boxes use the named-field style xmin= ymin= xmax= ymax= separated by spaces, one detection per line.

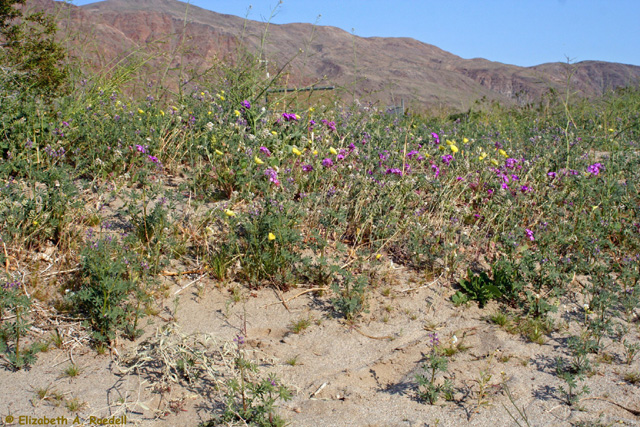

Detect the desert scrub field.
xmin=1 ymin=3 xmax=640 ymax=426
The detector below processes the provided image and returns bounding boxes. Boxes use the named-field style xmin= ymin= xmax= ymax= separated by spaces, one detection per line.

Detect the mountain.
xmin=36 ymin=0 xmax=640 ymax=109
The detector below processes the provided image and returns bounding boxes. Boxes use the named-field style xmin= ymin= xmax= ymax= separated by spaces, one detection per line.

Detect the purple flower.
xmin=321 ymin=158 xmax=333 ymax=168
xmin=385 ymin=168 xmax=403 ymax=176
xmin=135 ymin=144 xmax=146 ymax=153
xmin=525 ymin=229 xmax=535 ymax=241
xmin=431 ymin=133 xmax=440 ymax=144
xmin=302 ymin=164 xmax=313 ymax=172
xmin=547 ymin=171 xmax=557 ymax=179
xmin=241 ymin=100 xmax=251 ymax=109
xmin=587 ymin=163 xmax=603 ymax=175
xmin=505 ymin=158 xmax=517 ymax=169
xmin=441 ymin=154 xmax=453 ymax=166
xmin=234 ymin=335 xmax=245 ymax=345
xmin=520 ymin=185 xmax=531 ymax=193
xmin=407 ymin=150 xmax=419 ymax=159
xmin=148 ymin=155 xmax=159 ymax=163
xmin=259 ymin=146 xmax=271 ymax=157
xmin=264 ymin=168 xmax=280 ymax=185
xmin=282 ymin=113 xmax=298 ymax=122
xmin=321 ymin=119 xmax=336 ymax=131
xmin=336 ymin=154 xmax=345 ymax=161
xmin=431 ymin=163 xmax=440 ymax=178
xmin=428 ymin=332 xmax=440 ymax=347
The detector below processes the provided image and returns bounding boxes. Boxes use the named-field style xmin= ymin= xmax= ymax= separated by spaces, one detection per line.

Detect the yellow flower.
xmin=295 ymin=114 xmax=300 ymax=120
xmin=33 ymin=220 xmax=39 ymax=226
xmin=463 ymin=138 xmax=469 ymax=144
xmin=215 ymin=149 xmax=224 ymax=155
xmin=446 ymin=139 xmax=455 ymax=145
xmin=138 ymin=109 xmax=145 ymax=114
xmin=308 ymin=107 xmax=315 ymax=112
xmin=608 ymin=128 xmax=615 ymax=132
xmin=424 ymin=153 xmax=430 ymax=159
xmin=439 ymin=145 xmax=445 ymax=150
xmin=313 ymin=149 xmax=318 ymax=156
xmin=329 ymin=147 xmax=338 ymax=155
xmin=254 ymin=156 xmax=264 ymax=165
xmin=479 ymin=152 xmax=487 ymax=161
xmin=491 ymin=158 xmax=499 ymax=166
xmin=160 ymin=110 xmax=165 ymax=116
xmin=268 ymin=233 xmax=276 ymax=241
xmin=200 ymin=92 xmax=204 ymax=96
xmin=375 ymin=254 xmax=382 ymax=260
xmin=219 ymin=95 xmax=225 ymax=101
xmin=271 ymin=130 xmax=277 ymax=136
xmin=450 ymin=145 xmax=459 ymax=153
xmin=208 ymin=111 xmax=212 ymax=115
xmin=292 ymin=147 xmax=302 ymax=156
xmin=498 ymin=149 xmax=507 ymax=157
xmin=224 ymin=209 xmax=236 ymax=217
xmin=234 ymin=110 xmax=241 ymax=117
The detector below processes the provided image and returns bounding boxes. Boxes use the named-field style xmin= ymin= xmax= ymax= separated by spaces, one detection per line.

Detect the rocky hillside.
xmin=38 ymin=0 xmax=640 ymax=109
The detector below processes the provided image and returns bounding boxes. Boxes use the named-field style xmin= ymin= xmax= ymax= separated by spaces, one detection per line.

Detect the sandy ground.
xmin=1 ymin=262 xmax=639 ymax=427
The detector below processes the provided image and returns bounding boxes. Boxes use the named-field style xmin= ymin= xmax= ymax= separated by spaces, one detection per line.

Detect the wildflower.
xmin=254 ymin=156 xmax=264 ymax=165
xmin=135 ymin=145 xmax=146 ymax=153
xmin=215 ymin=149 xmax=224 ymax=156
xmin=322 ymin=158 xmax=333 ymax=168
xmin=450 ymin=145 xmax=459 ymax=153
xmin=479 ymin=152 xmax=487 ymax=160
xmin=292 ymin=147 xmax=302 ymax=156
xmin=268 ymin=232 xmax=276 ymax=241
xmin=206 ymin=122 xmax=214 ymax=131
xmin=428 ymin=332 xmax=440 ymax=347
xmin=446 ymin=139 xmax=455 ymax=145
xmin=525 ymin=228 xmax=535 ymax=241
xmin=271 ymin=130 xmax=277 ymax=136
xmin=547 ymin=171 xmax=557 ymax=178
xmin=498 ymin=149 xmax=508 ymax=157
xmin=375 ymin=254 xmax=382 ymax=260
xmin=329 ymin=147 xmax=338 ymax=155
xmin=463 ymin=138 xmax=469 ymax=144
xmin=451 ymin=335 xmax=458 ymax=345
xmin=313 ymin=149 xmax=318 ymax=155
xmin=148 ymin=155 xmax=160 ymax=164
xmin=302 ymin=164 xmax=313 ymax=172
xmin=441 ymin=154 xmax=453 ymax=166
xmin=241 ymin=100 xmax=251 ymax=109
xmin=259 ymin=146 xmax=271 ymax=157
xmin=587 ymin=162 xmax=603 ymax=175
xmin=431 ymin=133 xmax=440 ymax=144
xmin=265 ymin=168 xmax=280 ymax=185
xmin=234 ymin=110 xmax=241 ymax=117
xmin=224 ymin=209 xmax=236 ymax=217
xmin=431 ymin=163 xmax=440 ymax=178
xmin=490 ymin=159 xmax=499 ymax=166
xmin=138 ymin=109 xmax=145 ymax=114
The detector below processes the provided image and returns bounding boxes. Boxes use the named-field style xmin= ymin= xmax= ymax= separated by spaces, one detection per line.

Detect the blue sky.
xmin=68 ymin=0 xmax=640 ymax=67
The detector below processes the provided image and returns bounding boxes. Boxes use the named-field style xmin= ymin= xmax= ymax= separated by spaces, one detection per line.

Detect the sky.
xmin=67 ymin=0 xmax=640 ymax=67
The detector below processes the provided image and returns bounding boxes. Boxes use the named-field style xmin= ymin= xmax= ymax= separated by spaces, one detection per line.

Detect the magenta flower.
xmin=302 ymin=164 xmax=313 ymax=172
xmin=587 ymin=163 xmax=603 ymax=175
xmin=321 ymin=158 xmax=333 ymax=168
xmin=264 ymin=168 xmax=280 ymax=185
xmin=525 ymin=229 xmax=535 ymax=241
xmin=241 ymin=100 xmax=251 ymax=109
xmin=259 ymin=146 xmax=271 ymax=157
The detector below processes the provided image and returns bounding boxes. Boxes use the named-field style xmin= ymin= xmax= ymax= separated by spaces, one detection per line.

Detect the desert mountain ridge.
xmin=34 ymin=0 xmax=640 ymax=109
